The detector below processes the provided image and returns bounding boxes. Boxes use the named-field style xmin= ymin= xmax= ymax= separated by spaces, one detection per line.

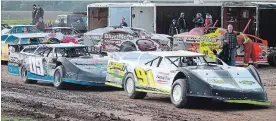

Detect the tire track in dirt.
xmin=2 ymin=65 xmax=276 ymax=121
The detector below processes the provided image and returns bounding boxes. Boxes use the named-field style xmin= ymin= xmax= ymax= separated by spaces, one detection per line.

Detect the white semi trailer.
xmin=87 ymin=2 xmax=221 ymax=33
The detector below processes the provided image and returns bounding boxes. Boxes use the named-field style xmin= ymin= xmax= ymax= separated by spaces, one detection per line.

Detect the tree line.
xmin=1 ymin=1 xmax=92 ymax=11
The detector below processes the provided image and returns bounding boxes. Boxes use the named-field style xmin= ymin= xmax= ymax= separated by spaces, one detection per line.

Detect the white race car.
xmin=83 ymin=26 xmax=172 ymax=52
xmin=105 ymin=51 xmax=270 ymax=108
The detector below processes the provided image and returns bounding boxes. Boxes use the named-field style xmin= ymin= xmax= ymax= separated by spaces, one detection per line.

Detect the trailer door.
xmin=131 ymin=4 xmax=155 ymax=33
xmin=87 ymin=7 xmax=108 ymax=31
xmin=109 ymin=7 xmax=131 ymax=27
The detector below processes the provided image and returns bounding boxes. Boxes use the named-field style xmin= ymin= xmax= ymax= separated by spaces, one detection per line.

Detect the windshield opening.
xmin=165 ymin=56 xmax=209 ymax=67
xmin=56 ymin=47 xmax=90 ymax=58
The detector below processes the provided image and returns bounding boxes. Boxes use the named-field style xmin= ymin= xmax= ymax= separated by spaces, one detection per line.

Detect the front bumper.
xmin=211 ymin=88 xmax=270 ymax=106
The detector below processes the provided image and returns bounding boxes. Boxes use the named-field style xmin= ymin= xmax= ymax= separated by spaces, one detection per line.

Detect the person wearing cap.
xmin=192 ymin=13 xmax=204 ymax=27
xmin=32 ymin=4 xmax=37 ymax=25
xmin=120 ymin=17 xmax=128 ymax=27
xmin=169 ymin=19 xmax=178 ymax=36
xmin=177 ymin=12 xmax=188 ymax=33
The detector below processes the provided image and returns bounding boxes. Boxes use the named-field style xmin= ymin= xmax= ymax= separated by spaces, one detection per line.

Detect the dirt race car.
xmin=105 ymin=51 xmax=270 ymax=108
xmin=84 ymin=26 xmax=171 ymax=52
xmin=8 ymin=43 xmax=108 ymax=89
xmin=1 ymin=34 xmax=54 ymax=61
xmin=44 ymin=27 xmax=83 ymax=44
xmin=172 ymin=27 xmax=276 ymax=66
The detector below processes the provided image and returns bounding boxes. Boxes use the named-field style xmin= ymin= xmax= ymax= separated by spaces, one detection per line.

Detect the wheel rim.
xmin=54 ymin=71 xmax=61 ymax=86
xmin=126 ymin=77 xmax=134 ymax=94
xmin=172 ymin=85 xmax=182 ymax=102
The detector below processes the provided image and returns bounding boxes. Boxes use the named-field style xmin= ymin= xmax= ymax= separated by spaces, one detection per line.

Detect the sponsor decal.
xmin=108 ymin=62 xmax=124 ymax=71
xmin=155 ymin=72 xmax=170 ymax=84
xmin=239 ymin=80 xmax=255 ymax=85
xmin=103 ymin=39 xmax=121 ymax=45
xmin=207 ymin=79 xmax=225 ymax=83
xmin=103 ymin=33 xmax=134 ymax=40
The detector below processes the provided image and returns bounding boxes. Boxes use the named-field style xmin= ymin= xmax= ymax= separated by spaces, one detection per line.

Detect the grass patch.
xmin=1 ymin=19 xmax=32 ymax=25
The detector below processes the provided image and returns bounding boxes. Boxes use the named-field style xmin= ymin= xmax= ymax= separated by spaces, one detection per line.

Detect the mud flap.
xmin=7 ymin=63 xmax=20 ymax=76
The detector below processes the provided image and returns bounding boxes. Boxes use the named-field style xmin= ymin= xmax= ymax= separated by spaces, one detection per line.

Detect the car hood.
xmin=190 ymin=66 xmax=263 ymax=90
xmin=151 ymin=34 xmax=171 ymax=40
xmin=1 ymin=29 xmax=10 ymax=35
xmin=68 ymin=56 xmax=108 ymax=72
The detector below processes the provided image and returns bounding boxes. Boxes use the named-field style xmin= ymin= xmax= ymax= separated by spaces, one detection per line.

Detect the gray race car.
xmin=8 ymin=43 xmax=108 ymax=89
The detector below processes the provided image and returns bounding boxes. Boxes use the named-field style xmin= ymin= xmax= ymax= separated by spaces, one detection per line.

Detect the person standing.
xmin=32 ymin=4 xmax=37 ymax=25
xmin=204 ymin=13 xmax=213 ymax=28
xmin=177 ymin=12 xmax=188 ymax=33
xmin=35 ymin=5 xmax=44 ymax=23
xmin=192 ymin=13 xmax=204 ymax=27
xmin=120 ymin=17 xmax=128 ymax=27
xmin=58 ymin=18 xmax=66 ymax=27
xmin=169 ymin=19 xmax=178 ymax=36
xmin=35 ymin=17 xmax=45 ymax=31
xmin=224 ymin=24 xmax=237 ymax=66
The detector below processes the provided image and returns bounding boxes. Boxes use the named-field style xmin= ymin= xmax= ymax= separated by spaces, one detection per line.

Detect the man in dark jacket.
xmin=58 ymin=18 xmax=66 ymax=27
xmin=177 ymin=12 xmax=188 ymax=33
xmin=224 ymin=24 xmax=237 ymax=66
xmin=32 ymin=4 xmax=37 ymax=25
xmin=120 ymin=17 xmax=128 ymax=27
xmin=35 ymin=5 xmax=44 ymax=22
xmin=169 ymin=19 xmax=178 ymax=36
xmin=192 ymin=13 xmax=204 ymax=27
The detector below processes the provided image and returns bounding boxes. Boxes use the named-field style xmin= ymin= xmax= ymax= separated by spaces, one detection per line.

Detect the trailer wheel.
xmin=268 ymin=51 xmax=276 ymax=67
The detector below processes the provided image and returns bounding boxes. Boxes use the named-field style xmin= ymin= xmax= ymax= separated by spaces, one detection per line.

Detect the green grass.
xmin=1 ymin=19 xmax=32 ymax=25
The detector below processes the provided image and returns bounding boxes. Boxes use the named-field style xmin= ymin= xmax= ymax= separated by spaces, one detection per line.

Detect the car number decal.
xmin=29 ymin=57 xmax=44 ymax=76
xmin=134 ymin=67 xmax=155 ymax=88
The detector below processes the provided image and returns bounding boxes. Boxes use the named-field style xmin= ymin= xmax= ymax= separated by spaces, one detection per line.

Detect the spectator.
xmin=224 ymin=24 xmax=237 ymax=66
xmin=120 ymin=17 xmax=128 ymax=27
xmin=169 ymin=19 xmax=178 ymax=36
xmin=35 ymin=5 xmax=44 ymax=22
xmin=35 ymin=17 xmax=45 ymax=31
xmin=192 ymin=13 xmax=204 ymax=27
xmin=177 ymin=12 xmax=188 ymax=33
xmin=204 ymin=13 xmax=213 ymax=28
xmin=32 ymin=4 xmax=37 ymax=25
xmin=58 ymin=18 xmax=66 ymax=27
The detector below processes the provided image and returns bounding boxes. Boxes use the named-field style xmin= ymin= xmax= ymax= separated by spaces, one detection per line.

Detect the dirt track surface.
xmin=1 ymin=65 xmax=276 ymax=121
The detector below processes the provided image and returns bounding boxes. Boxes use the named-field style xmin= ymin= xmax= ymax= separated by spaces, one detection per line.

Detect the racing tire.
xmin=124 ymin=73 xmax=147 ymax=99
xmin=21 ymin=66 xmax=37 ymax=84
xmin=170 ymin=79 xmax=188 ymax=108
xmin=119 ymin=46 xmax=137 ymax=52
xmin=53 ymin=66 xmax=67 ymax=90
xmin=268 ymin=51 xmax=276 ymax=67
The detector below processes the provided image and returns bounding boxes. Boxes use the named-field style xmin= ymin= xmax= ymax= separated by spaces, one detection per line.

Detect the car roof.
xmin=9 ymin=34 xmax=46 ymax=38
xmin=147 ymin=51 xmax=205 ymax=57
xmin=40 ymin=43 xmax=87 ymax=48
xmin=11 ymin=25 xmax=35 ymax=27
xmin=45 ymin=27 xmax=74 ymax=29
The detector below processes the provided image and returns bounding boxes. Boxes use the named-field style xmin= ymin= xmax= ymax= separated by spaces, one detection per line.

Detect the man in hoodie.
xmin=169 ymin=19 xmax=178 ymax=36
xmin=192 ymin=13 xmax=204 ymax=27
xmin=32 ymin=4 xmax=37 ymax=25
xmin=35 ymin=5 xmax=44 ymax=22
xmin=177 ymin=12 xmax=188 ymax=33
